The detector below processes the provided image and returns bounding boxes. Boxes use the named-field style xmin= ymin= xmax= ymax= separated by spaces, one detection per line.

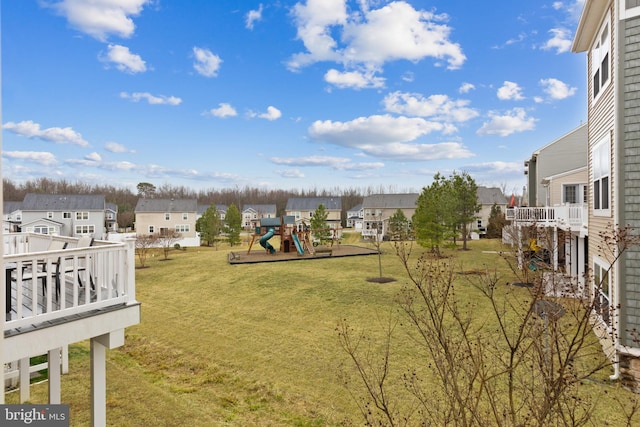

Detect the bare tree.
xmin=156 ymin=230 xmax=183 ymax=260
xmin=135 ymin=234 xmax=157 ymax=268
xmin=340 ymin=226 xmax=640 ymax=426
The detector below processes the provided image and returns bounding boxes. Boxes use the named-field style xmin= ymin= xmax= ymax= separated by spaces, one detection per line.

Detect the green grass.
xmin=7 ymin=238 xmax=640 ymax=426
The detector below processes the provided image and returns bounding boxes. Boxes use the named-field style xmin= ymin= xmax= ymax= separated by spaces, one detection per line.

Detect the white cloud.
xmin=270 ymin=155 xmax=384 ymax=171
xmin=120 ymin=92 xmax=182 ymax=105
xmin=259 ymin=106 xmax=282 ymax=121
xmin=288 ymin=0 xmax=465 ymax=72
xmin=383 ymin=91 xmax=479 ymax=122
xmin=105 ymin=142 xmax=135 ymax=153
xmin=275 ymin=169 xmax=305 ymax=178
xmin=539 ymin=78 xmax=576 ymax=100
xmin=208 ymin=103 xmax=238 ymax=118
xmin=47 ymin=0 xmax=151 ymax=41
xmin=193 ymin=47 xmax=222 ymax=77
xmin=85 ymin=152 xmax=102 ymax=162
xmin=476 ymin=108 xmax=537 ymax=137
xmin=497 ymin=81 xmax=524 ymax=101
xmin=2 ymin=151 xmax=58 ymax=166
xmin=459 ymin=82 xmax=475 ymax=94
xmin=101 ymin=44 xmax=146 ymax=73
xmin=3 ymin=120 xmax=89 ymax=146
xmin=542 ymin=28 xmax=572 ymax=54
xmin=308 ymin=114 xmax=473 ymax=160
xmin=246 ymin=4 xmax=264 ymax=30
xmin=324 ymin=68 xmax=385 ymax=89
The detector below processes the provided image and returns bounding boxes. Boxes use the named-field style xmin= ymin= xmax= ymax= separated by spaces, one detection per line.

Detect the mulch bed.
xmin=228 ymin=244 xmax=379 ymax=264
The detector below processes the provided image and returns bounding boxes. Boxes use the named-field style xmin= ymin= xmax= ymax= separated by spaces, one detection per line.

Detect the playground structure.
xmin=247 ymin=216 xmax=343 ymax=256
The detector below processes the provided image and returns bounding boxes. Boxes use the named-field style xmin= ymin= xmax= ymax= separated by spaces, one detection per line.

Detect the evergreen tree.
xmin=310 ymin=204 xmax=330 ymax=243
xmin=225 ymin=204 xmax=242 ymax=246
xmin=486 ymin=203 xmax=507 ymax=239
xmin=412 ymin=173 xmax=454 ymax=256
xmin=450 ymin=171 xmax=480 ymax=250
xmin=389 ymin=208 xmax=410 ymax=241
xmin=196 ymin=205 xmax=223 ymax=247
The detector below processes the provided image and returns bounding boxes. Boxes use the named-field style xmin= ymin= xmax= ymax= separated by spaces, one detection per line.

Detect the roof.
xmin=22 ymin=193 xmax=105 ymax=211
xmin=242 ymin=204 xmax=276 ymax=213
xmin=477 ymin=187 xmax=508 ymax=205
xmin=572 ymin=0 xmax=608 ymax=53
xmin=347 ymin=203 xmax=363 ymax=212
xmin=135 ymin=198 xmax=198 ymax=213
xmin=362 ymin=194 xmax=419 ymax=209
xmin=3 ymin=201 xmax=23 ymax=214
xmin=286 ymin=197 xmax=341 ymax=211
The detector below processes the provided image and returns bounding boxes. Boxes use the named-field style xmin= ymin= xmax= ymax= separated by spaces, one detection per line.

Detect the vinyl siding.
xmin=621 ymin=14 xmax=640 ymax=346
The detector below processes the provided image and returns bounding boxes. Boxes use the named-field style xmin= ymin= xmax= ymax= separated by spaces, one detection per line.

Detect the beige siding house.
xmin=361 ymin=193 xmax=419 ymax=239
xmin=135 ymin=198 xmax=200 ymax=247
xmin=285 ymin=197 xmax=342 ymax=232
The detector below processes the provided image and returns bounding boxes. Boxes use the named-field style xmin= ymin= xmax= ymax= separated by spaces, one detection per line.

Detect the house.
xmin=572 ymin=0 xmax=640 ymax=388
xmin=525 ymin=124 xmax=589 ymax=207
xmin=20 ymin=193 xmax=108 ymax=240
xmin=198 ymin=204 xmax=227 ymax=221
xmin=361 ymin=193 xmax=419 ymax=240
xmin=242 ymin=204 xmax=277 ymax=230
xmin=134 ymin=198 xmax=200 ymax=247
xmin=475 ymin=187 xmax=510 ymax=236
xmin=507 ymin=124 xmax=589 ymax=295
xmin=3 ymin=201 xmax=22 ymax=233
xmin=346 ymin=203 xmax=364 ymax=230
xmin=285 ymin=197 xmax=342 ymax=233
xmin=105 ymin=202 xmax=118 ymax=233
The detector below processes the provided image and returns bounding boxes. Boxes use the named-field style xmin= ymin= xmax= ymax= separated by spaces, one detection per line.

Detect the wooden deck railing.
xmin=4 ymin=233 xmax=136 ymax=331
xmin=505 ymin=205 xmax=587 ymax=230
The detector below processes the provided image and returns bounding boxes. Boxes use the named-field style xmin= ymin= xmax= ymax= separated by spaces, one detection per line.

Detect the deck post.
xmin=48 ymin=347 xmax=61 ymax=404
xmin=19 ymin=357 xmax=30 ymax=402
xmin=91 ymin=337 xmax=107 ymax=427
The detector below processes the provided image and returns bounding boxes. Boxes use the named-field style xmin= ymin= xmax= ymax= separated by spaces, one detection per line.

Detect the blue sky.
xmin=2 ymin=0 xmax=587 ymax=195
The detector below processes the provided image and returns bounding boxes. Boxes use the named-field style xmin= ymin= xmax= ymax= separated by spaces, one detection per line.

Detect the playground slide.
xmin=292 ymin=234 xmax=304 ymax=255
xmin=259 ymin=228 xmax=276 ymax=254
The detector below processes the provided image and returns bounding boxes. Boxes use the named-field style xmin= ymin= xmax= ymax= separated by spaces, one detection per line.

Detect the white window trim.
xmin=592 ymin=135 xmax=611 ymax=217
xmin=591 ymin=10 xmax=611 ymax=103
xmin=620 ymin=0 xmax=640 ymax=20
xmin=165 ymin=213 xmax=171 ymax=221
xmin=562 ymin=183 xmax=586 ymax=205
xmin=592 ymin=257 xmax=612 ymax=330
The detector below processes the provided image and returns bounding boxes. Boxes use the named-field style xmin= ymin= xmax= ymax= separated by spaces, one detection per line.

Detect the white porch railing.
xmin=4 ymin=233 xmax=137 ymax=331
xmin=505 ymin=205 xmax=587 ymax=231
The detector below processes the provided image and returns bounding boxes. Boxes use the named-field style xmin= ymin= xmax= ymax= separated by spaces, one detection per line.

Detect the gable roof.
xmin=286 ymin=197 xmax=341 ymax=211
xmin=22 ymin=193 xmax=105 ymax=211
xmin=477 ymin=187 xmax=508 ymax=205
xmin=362 ymin=194 xmax=419 ymax=209
xmin=3 ymin=201 xmax=23 ymax=214
xmin=242 ymin=204 xmax=276 ymax=213
xmin=135 ymin=198 xmax=198 ymax=213
xmin=347 ymin=203 xmax=363 ymax=212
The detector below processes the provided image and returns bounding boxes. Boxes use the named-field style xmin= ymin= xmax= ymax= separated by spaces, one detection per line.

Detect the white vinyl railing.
xmin=506 ymin=205 xmax=587 ymax=230
xmin=4 ymin=233 xmax=136 ymax=330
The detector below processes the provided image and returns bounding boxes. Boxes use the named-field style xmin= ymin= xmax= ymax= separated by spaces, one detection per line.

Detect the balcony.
xmin=506 ymin=205 xmax=588 ymax=233
xmin=3 ymin=232 xmax=140 ymax=361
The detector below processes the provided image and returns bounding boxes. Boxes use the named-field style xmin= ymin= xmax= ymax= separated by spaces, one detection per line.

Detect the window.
xmin=76 ymin=212 xmax=89 ymax=220
xmin=148 ymin=225 xmax=155 ymax=234
xmin=33 ymin=225 xmax=51 ymax=234
xmin=562 ymin=184 xmax=586 ymax=204
xmin=591 ymin=13 xmax=610 ymax=101
xmin=593 ymin=258 xmax=611 ymax=328
xmin=593 ymin=137 xmax=611 ymax=214
xmin=75 ymin=225 xmax=95 ymax=234
xmin=175 ymin=224 xmax=190 ymax=233
xmin=47 ymin=212 xmax=54 ymax=219
xmin=165 ymin=213 xmax=171 ymax=221
xmin=182 ymin=213 xmax=188 ymax=220
xmin=63 ymin=212 xmax=71 ymax=219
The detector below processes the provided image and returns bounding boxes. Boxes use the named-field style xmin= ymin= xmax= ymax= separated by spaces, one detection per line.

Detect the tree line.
xmin=3 ymin=178 xmax=414 ymax=230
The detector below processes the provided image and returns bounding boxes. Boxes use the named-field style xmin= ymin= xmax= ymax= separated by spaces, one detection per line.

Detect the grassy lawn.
xmin=7 ymin=235 xmax=640 ymax=426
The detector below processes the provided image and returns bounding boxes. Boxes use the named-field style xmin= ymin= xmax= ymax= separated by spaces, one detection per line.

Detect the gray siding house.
xmin=20 ymin=193 xmax=107 ymax=239
xmin=573 ymin=0 xmax=640 ymax=389
xmin=525 ymin=123 xmax=588 ymax=207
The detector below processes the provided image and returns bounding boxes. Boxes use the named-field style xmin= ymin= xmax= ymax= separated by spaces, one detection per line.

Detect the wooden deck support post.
xmin=19 ymin=357 xmax=30 ymax=402
xmin=48 ymin=347 xmax=61 ymax=404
